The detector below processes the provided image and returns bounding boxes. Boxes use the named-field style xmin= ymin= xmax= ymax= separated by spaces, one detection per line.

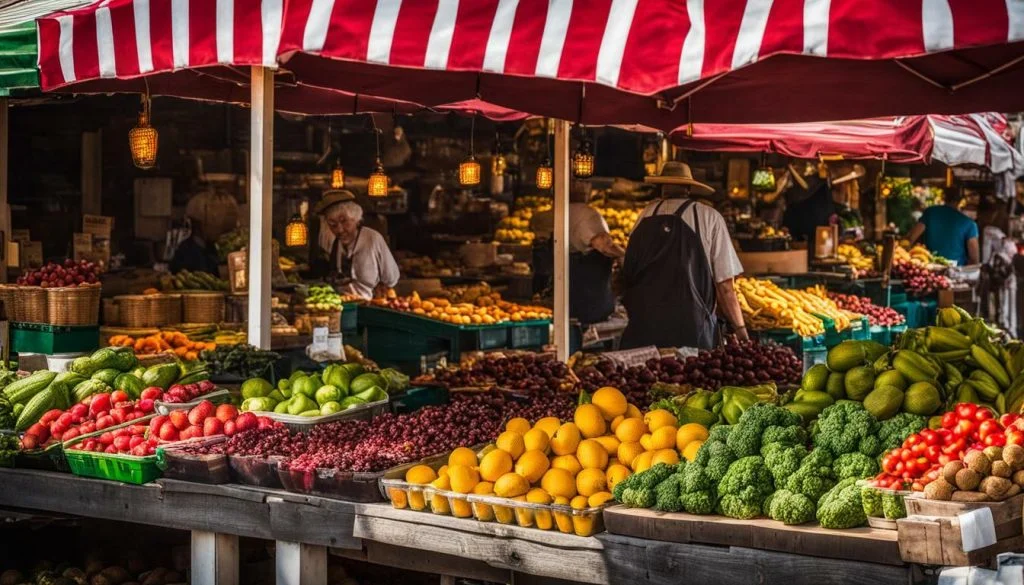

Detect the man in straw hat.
xmin=618 ymin=162 xmax=747 ymax=349
xmin=312 ymin=190 xmax=400 ymax=299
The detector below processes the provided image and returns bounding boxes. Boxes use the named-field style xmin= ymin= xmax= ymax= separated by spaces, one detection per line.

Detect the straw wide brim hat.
xmin=313 ymin=189 xmax=357 ymax=215
xmin=644 ymin=161 xmax=714 ymax=196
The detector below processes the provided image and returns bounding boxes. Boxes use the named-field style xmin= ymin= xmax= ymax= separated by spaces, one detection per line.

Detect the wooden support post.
xmin=553 ymin=120 xmax=570 ymax=361
xmin=0 ymin=97 xmax=8 ymax=283
xmin=191 ymin=531 xmax=238 ymax=585
xmin=248 ymin=66 xmax=274 ymax=349
xmin=276 ymin=541 xmax=327 ymax=585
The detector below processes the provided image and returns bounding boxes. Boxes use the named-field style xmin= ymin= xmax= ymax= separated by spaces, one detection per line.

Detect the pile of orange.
xmin=374 ymin=290 xmax=552 ymax=325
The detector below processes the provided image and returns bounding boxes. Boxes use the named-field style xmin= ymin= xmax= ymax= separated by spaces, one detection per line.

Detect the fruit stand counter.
xmin=0 ymin=468 xmax=914 ymax=585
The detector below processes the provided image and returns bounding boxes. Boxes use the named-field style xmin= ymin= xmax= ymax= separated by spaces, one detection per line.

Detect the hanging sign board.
xmin=82 ymin=215 xmax=113 ymax=238
xmin=227 ymin=251 xmax=248 ymax=293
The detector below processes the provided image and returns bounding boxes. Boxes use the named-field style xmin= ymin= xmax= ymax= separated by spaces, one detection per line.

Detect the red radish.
xmin=130 ymin=444 xmax=148 ymax=457
xmin=129 ymin=436 xmax=145 ymax=449
xmin=141 ymin=387 xmax=163 ymax=401
xmin=113 ymin=435 xmax=131 ymax=451
xmin=20 ymin=435 xmax=38 ymax=450
xmin=223 ymin=420 xmax=236 ymax=436
xmin=98 ymin=432 xmax=114 ymax=446
xmin=169 ymin=410 xmax=189 ymax=431
xmin=95 ymin=415 xmax=114 ymax=430
xmin=110 ymin=409 xmax=126 ymax=425
xmin=149 ymin=415 xmax=168 ymax=435
xmin=203 ymin=418 xmax=223 ymax=436
xmin=57 ymin=412 xmax=74 ymax=427
xmin=89 ymin=394 xmax=111 ymax=415
xmin=79 ymin=421 xmax=96 ymax=435
xmin=26 ymin=423 xmax=49 ymax=441
xmin=215 ymin=404 xmax=238 ymax=422
xmin=39 ymin=409 xmax=63 ymax=425
xmin=104 ymin=445 xmax=118 ymax=454
xmin=235 ymin=412 xmax=258 ymax=432
xmin=188 ymin=400 xmax=215 ymax=425
xmin=137 ymin=399 xmax=155 ymax=413
xmin=158 ymin=422 xmax=179 ymax=442
xmin=70 ymin=403 xmax=88 ymax=418
xmin=111 ymin=390 xmax=130 ymax=405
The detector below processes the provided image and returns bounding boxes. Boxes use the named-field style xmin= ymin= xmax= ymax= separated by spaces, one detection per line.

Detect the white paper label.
xmin=311 ymin=327 xmax=329 ymax=354
xmin=959 ymin=507 xmax=997 ymax=552
xmin=328 ymin=333 xmax=344 ymax=361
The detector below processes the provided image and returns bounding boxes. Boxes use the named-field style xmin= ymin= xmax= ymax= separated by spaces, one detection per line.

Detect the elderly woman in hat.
xmin=619 ymin=162 xmax=747 ymax=349
xmin=313 ymin=190 xmax=400 ymax=299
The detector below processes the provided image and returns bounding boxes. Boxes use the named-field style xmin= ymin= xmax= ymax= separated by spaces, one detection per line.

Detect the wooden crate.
xmin=897 ymin=493 xmax=1024 ymax=566
xmin=602 ymin=506 xmax=903 ymax=565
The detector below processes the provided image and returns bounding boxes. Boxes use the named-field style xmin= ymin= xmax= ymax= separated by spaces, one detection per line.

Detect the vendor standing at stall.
xmin=313 ymin=190 xmax=400 ymax=299
xmin=530 ymin=181 xmax=626 ymax=326
xmin=619 ymin=162 xmax=747 ymax=349
xmin=907 ymin=190 xmax=980 ymax=266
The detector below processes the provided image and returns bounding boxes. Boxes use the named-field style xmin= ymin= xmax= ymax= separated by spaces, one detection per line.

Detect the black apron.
xmin=619 ymin=199 xmax=717 ymax=349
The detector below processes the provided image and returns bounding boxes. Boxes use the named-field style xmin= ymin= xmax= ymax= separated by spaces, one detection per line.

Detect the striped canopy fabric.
xmin=34 ymin=0 xmax=1024 ymax=125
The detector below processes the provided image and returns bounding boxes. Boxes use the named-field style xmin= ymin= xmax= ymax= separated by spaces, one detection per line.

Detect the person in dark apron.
xmin=620 ymin=162 xmax=748 ymax=349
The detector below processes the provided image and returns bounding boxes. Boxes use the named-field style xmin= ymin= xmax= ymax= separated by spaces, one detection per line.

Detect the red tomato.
xmin=956 ymin=403 xmax=979 ymax=419
xmin=984 ymin=433 xmax=1007 ymax=447
xmin=894 ymin=461 xmax=905 ymax=474
xmin=943 ymin=437 xmax=967 ymax=455
xmin=925 ymin=445 xmax=941 ymax=462
xmin=941 ymin=412 xmax=959 ymax=429
xmin=1000 ymin=414 xmax=1020 ymax=428
xmin=905 ymin=459 xmax=919 ymax=474
xmin=979 ymin=419 xmax=1002 ymax=440
xmin=919 ymin=429 xmax=940 ymax=446
xmin=882 ymin=455 xmax=897 ymax=474
xmin=911 ymin=442 xmax=927 ymax=456
xmin=976 ymin=408 xmax=995 ymax=422
xmin=955 ymin=419 xmax=976 ymax=438
xmin=905 ymin=434 xmax=922 ymax=447
xmin=1007 ymin=430 xmax=1024 ymax=446
xmin=938 ymin=454 xmax=952 ymax=466
xmin=900 ymin=448 xmax=914 ymax=462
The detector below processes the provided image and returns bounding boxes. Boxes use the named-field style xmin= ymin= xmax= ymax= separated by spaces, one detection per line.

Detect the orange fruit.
xmin=447 ymin=464 xmax=480 ymax=494
xmin=526 ymin=487 xmax=552 ymax=505
xmin=496 ymin=431 xmax=526 ymax=460
xmin=676 ymin=423 xmax=710 ymax=452
xmin=593 ymin=435 xmax=620 ymax=456
xmin=479 ymin=449 xmax=513 ymax=482
xmin=534 ymin=417 xmax=562 ymax=438
xmin=550 ymin=454 xmax=583 ymax=476
xmin=404 ymin=465 xmax=437 ymax=484
xmin=514 ymin=449 xmax=550 ymax=483
xmin=588 ymin=491 xmax=614 ymax=507
xmin=616 ymin=441 xmax=645 ymax=467
xmin=576 ymin=439 xmax=609 ymax=469
xmin=610 ymin=415 xmax=626 ymax=433
xmin=605 ymin=464 xmax=632 ymax=490
xmin=550 ymin=423 xmax=582 ymax=456
xmin=570 ymin=495 xmax=589 ymax=510
xmin=574 ymin=404 xmax=607 ymax=439
xmin=576 ymin=468 xmax=608 ymax=497
xmin=625 ymin=404 xmax=643 ymax=419
xmin=494 ymin=473 xmax=530 ymax=498
xmin=682 ymin=440 xmax=704 ymax=462
xmin=591 ymin=387 xmax=627 ymax=420
xmin=651 ymin=449 xmax=680 ymax=466
xmin=523 ymin=428 xmax=550 ymax=453
xmin=644 ymin=409 xmax=678 ymax=432
xmin=632 ymin=450 xmax=655 ymax=473
xmin=505 ymin=417 xmax=531 ymax=435
xmin=615 ymin=418 xmax=647 ymax=443
xmin=541 ymin=468 xmax=577 ymax=499
xmin=448 ymin=447 xmax=478 ymax=468
xmin=650 ymin=426 xmax=678 ymax=450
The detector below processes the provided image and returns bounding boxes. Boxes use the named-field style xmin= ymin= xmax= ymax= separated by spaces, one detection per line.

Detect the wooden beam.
xmin=191 ymin=531 xmax=239 ymax=585
xmin=552 ymin=120 xmax=570 ymax=361
xmin=248 ymin=66 xmax=274 ymax=349
xmin=276 ymin=541 xmax=326 ymax=585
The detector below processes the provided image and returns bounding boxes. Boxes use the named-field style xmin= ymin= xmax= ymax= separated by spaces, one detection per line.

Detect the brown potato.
xmin=1013 ymin=469 xmax=1024 ymax=487
xmin=942 ymin=461 xmax=965 ymax=485
xmin=980 ymin=476 xmax=1013 ymax=500
xmin=965 ymin=451 xmax=993 ymax=475
xmin=1007 ymin=484 xmax=1022 ymax=498
xmin=924 ymin=478 xmax=955 ymax=501
xmin=992 ymin=461 xmax=1013 ymax=478
xmin=1004 ymin=444 xmax=1024 ymax=471
xmin=984 ymin=446 xmax=1005 ymax=463
xmin=956 ymin=468 xmax=982 ymax=491
xmin=951 ymin=490 xmax=991 ymax=502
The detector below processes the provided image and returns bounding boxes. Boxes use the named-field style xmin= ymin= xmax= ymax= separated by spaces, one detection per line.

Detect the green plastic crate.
xmin=11 ymin=322 xmax=99 ymax=355
xmin=64 ymin=447 xmax=162 ymax=484
xmin=847 ymin=316 xmax=872 ymax=341
xmin=389 ymin=385 xmax=449 ymax=414
xmin=341 ymin=302 xmax=359 ymax=331
xmin=508 ymin=321 xmax=551 ymax=348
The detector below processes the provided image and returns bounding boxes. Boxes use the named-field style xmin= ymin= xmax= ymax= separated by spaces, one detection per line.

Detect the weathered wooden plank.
xmin=358 ymin=540 xmax=511 ymax=584
xmin=603 ymin=506 xmax=903 ymax=566
xmin=159 ymin=479 xmax=268 ymax=503
xmin=267 ymin=497 xmax=361 ymax=550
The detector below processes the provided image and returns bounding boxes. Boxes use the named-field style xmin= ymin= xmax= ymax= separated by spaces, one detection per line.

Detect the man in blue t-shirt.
xmin=907 ymin=191 xmax=980 ymax=266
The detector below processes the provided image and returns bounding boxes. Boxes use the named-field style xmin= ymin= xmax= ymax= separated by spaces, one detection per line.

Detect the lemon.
xmin=494 ymin=472 xmax=530 ymax=498
xmin=570 ymin=495 xmax=589 ymax=510
xmin=574 ymin=404 xmax=607 ymax=439
xmin=591 ymin=387 xmax=627 ymax=420
xmin=523 ymin=428 xmax=550 ymax=453
xmin=526 ymin=487 xmax=552 ymax=504
xmin=533 ymin=416 xmax=562 ymax=438
xmin=676 ymin=423 xmax=710 ymax=452
xmin=550 ymin=454 xmax=583 ymax=476
xmin=496 ymin=431 xmax=526 ymax=460
xmin=610 ymin=415 xmax=626 ymax=433
xmin=576 ymin=468 xmax=608 ymax=497
xmin=605 ymin=464 xmax=632 ymax=490
xmin=625 ymin=404 xmax=643 ymax=419
xmin=404 ymin=464 xmax=437 ymax=485
xmin=639 ymin=433 xmax=654 ymax=451
xmin=479 ymin=449 xmax=513 ymax=482
xmin=650 ymin=426 xmax=678 ymax=450
xmin=588 ymin=491 xmax=614 ymax=507
xmin=505 ymin=417 xmax=531 ymax=435
xmin=644 ymin=409 xmax=678 ymax=432
xmin=541 ymin=468 xmax=577 ymax=499
xmin=632 ymin=450 xmax=654 ymax=473
xmin=448 ymin=447 xmax=478 ymax=468
xmin=447 ymin=464 xmax=480 ymax=494
xmin=593 ymin=435 xmax=620 ymax=456
xmin=615 ymin=418 xmax=647 ymax=443
xmin=651 ymin=449 xmax=679 ymax=466
xmin=616 ymin=442 xmax=645 ymax=468
xmin=550 ymin=423 xmax=582 ymax=456
xmin=682 ymin=440 xmax=704 ymax=462
xmin=514 ymin=449 xmax=551 ymax=483
xmin=576 ymin=439 xmax=609 ymax=470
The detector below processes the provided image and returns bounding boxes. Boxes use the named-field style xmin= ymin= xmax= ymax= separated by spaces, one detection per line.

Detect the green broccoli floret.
xmin=621 ymin=463 xmax=676 ymax=508
xmin=833 ymin=452 xmax=880 ymax=481
xmin=695 ymin=441 xmax=737 ymax=482
xmin=679 ymin=462 xmax=718 ymax=514
xmin=878 ymin=413 xmax=927 ymax=452
xmin=761 ymin=425 xmax=808 ymax=449
xmin=817 ymin=477 xmax=867 ymax=529
xmin=811 ymin=401 xmax=880 ymax=458
xmin=654 ymin=473 xmax=684 ymax=512
xmin=726 ymin=404 xmax=803 ymax=457
xmin=612 ymin=467 xmax=640 ymax=502
xmin=766 ymin=489 xmax=816 ymax=525
xmin=707 ymin=424 xmax=733 ymax=445
xmin=784 ymin=449 xmax=836 ymax=502
xmin=763 ymin=443 xmax=809 ymax=486
xmin=716 ymin=456 xmax=774 ymax=519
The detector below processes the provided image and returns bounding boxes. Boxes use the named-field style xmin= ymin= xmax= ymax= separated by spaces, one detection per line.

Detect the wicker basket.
xmin=182 ymin=292 xmax=225 ymax=323
xmin=46 ymin=284 xmax=101 ymax=326
xmin=0 ymin=285 xmax=14 ymax=319
xmin=158 ymin=294 xmax=183 ymax=325
xmin=13 ymin=286 xmax=47 ymax=323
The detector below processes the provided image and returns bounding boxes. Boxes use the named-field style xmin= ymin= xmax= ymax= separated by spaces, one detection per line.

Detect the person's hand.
xmin=733 ymin=326 xmax=750 ymax=342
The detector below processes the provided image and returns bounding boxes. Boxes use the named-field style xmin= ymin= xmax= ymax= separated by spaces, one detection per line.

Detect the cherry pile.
xmin=893 ymin=261 xmax=950 ymax=297
xmin=17 ymin=259 xmax=99 ymax=287
xmin=828 ymin=292 xmax=905 ymax=327
xmin=431 ymin=353 xmax=574 ymax=393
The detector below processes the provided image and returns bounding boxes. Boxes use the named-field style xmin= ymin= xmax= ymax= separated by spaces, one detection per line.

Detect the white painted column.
xmin=191 ymin=531 xmax=239 ymax=585
xmin=553 ymin=120 xmax=570 ymax=361
xmin=276 ymin=541 xmax=326 ymax=585
xmin=248 ymin=66 xmax=274 ymax=349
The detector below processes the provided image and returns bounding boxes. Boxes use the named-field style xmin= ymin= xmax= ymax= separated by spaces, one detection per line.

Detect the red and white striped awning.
xmin=35 ymin=0 xmax=1024 ymax=125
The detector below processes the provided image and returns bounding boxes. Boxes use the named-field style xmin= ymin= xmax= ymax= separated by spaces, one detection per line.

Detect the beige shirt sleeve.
xmin=346 ymin=229 xmax=400 ymax=299
xmin=570 ymin=205 xmax=611 ymax=253
xmin=702 ymin=208 xmax=744 ymax=283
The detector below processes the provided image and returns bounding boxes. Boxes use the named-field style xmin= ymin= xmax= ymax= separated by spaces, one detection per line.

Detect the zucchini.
xmin=3 ymin=371 xmax=57 ymax=405
xmin=15 ymin=388 xmax=54 ymax=431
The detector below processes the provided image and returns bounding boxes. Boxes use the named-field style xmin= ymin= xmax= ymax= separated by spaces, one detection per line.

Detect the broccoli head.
xmin=707 ymin=424 xmax=733 ymax=445
xmin=679 ymin=462 xmax=718 ymax=515
xmin=766 ymin=489 xmax=816 ymax=525
xmin=653 ymin=473 xmax=684 ymax=512
xmin=716 ymin=456 xmax=774 ymax=519
xmin=816 ymin=477 xmax=868 ymax=529
xmin=833 ymin=452 xmax=880 ymax=481
xmin=612 ymin=467 xmax=639 ymax=502
xmin=763 ymin=443 xmax=809 ymax=487
xmin=726 ymin=404 xmax=803 ymax=457
xmin=619 ymin=463 xmax=676 ymax=508
xmin=761 ymin=425 xmax=808 ymax=449
xmin=698 ymin=441 xmax=737 ymax=482
xmin=878 ymin=413 xmax=927 ymax=452
xmin=811 ymin=401 xmax=880 ymax=458
xmin=784 ymin=450 xmax=836 ymax=502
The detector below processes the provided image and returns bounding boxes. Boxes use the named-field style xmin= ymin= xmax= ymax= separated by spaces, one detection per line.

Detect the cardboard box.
xmin=897 ymin=494 xmax=1024 ymax=566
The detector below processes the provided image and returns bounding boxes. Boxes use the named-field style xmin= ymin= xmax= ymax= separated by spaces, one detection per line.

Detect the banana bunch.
xmin=891 ymin=244 xmax=934 ymax=267
xmin=213 ymin=330 xmax=247 ymax=346
xmin=734 ymin=277 xmax=826 ymax=337
xmin=837 ymin=244 xmax=875 ymax=271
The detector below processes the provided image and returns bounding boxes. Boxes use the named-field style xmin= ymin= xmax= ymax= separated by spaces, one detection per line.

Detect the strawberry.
xmin=158 ymin=422 xmax=179 ymax=442
xmin=141 ymin=387 xmax=163 ymax=401
xmin=203 ymin=418 xmax=224 ymax=437
xmin=169 ymin=410 xmax=189 ymax=431
xmin=215 ymin=404 xmax=239 ymax=422
xmin=223 ymin=420 xmax=236 ymax=436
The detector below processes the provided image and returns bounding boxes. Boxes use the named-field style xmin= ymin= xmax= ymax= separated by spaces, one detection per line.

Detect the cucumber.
xmin=15 ymin=388 xmax=55 ymax=431
xmin=3 ymin=371 xmax=57 ymax=405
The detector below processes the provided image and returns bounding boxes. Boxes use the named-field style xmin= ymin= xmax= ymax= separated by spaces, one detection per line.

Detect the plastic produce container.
xmin=157 ymin=436 xmax=230 ymax=484
xmin=229 ymin=454 xmax=285 ymax=488
xmin=63 ymin=442 xmax=161 ymax=484
xmin=858 ymin=480 xmax=911 ymax=528
xmin=154 ymin=388 xmax=233 ymax=414
xmin=262 ymin=398 xmax=389 ymax=433
xmin=15 ymin=442 xmax=69 ymax=472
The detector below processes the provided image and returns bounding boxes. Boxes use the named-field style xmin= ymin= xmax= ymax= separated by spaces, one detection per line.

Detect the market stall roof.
xmin=670 ymin=113 xmax=1024 ymax=174
xmin=268 ymin=0 xmax=1024 ymax=128
xmin=0 ymin=0 xmax=92 ymax=95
